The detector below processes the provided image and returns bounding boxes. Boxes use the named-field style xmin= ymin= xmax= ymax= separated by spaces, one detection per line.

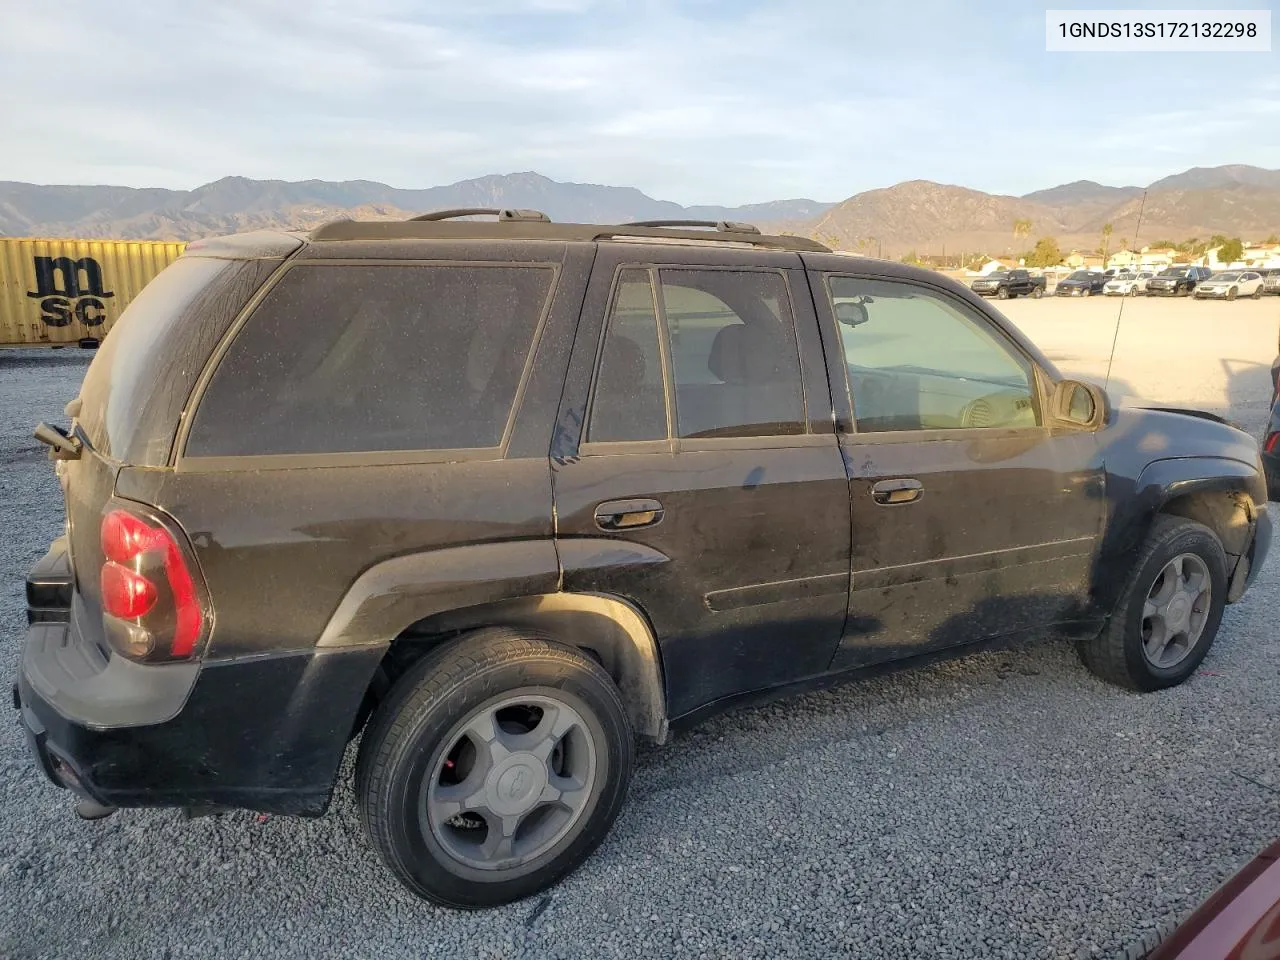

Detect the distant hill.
xmin=1147 ymin=164 xmax=1280 ymax=192
xmin=805 ymin=181 xmax=1066 ymax=257
xmin=2 ymin=164 xmax=1277 ymax=258
xmin=0 ymin=173 xmax=833 ymax=240
xmin=1020 ymin=180 xmax=1143 ymax=207
xmin=800 ymin=164 xmax=1280 ymax=257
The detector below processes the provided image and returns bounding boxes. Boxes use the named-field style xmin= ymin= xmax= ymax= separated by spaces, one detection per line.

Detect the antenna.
xmin=1104 ymin=189 xmax=1149 ymax=392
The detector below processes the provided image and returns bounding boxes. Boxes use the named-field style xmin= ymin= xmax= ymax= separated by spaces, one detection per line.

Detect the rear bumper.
xmin=15 ymin=541 xmax=384 ymax=816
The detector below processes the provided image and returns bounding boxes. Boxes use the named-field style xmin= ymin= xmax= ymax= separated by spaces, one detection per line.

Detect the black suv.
xmin=1054 ymin=270 xmax=1108 ymax=297
xmin=1146 ymin=265 xmax=1213 ymax=296
xmin=17 ymin=211 xmax=1273 ymax=909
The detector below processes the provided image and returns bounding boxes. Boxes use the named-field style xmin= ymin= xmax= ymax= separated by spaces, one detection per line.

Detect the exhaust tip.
xmin=75 ymin=798 xmax=117 ymax=821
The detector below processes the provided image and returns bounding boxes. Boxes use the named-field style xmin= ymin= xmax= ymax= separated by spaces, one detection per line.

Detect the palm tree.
xmin=1101 ymin=223 xmax=1114 ymax=266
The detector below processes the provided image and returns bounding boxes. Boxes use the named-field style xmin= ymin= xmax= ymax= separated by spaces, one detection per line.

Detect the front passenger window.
xmin=828 ymin=277 xmax=1038 ymax=433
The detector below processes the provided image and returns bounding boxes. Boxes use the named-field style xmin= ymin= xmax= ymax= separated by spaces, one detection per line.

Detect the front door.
xmin=551 ymin=243 xmax=851 ymax=720
xmin=810 ymin=269 xmax=1105 ymax=669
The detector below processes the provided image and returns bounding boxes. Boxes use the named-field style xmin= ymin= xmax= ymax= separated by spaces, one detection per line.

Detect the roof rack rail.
xmin=307 ymin=217 xmax=830 ymax=253
xmin=622 ymin=219 xmax=761 ymax=235
xmin=408 ymin=208 xmax=550 ymax=223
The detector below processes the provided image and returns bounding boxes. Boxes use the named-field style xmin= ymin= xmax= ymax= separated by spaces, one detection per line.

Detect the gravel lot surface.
xmin=2 ymin=297 xmax=1279 ymax=960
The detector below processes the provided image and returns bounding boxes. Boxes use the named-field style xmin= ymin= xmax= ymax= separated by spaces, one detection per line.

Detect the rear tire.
xmin=1032 ymin=286 xmax=1043 ymax=299
xmin=1078 ymin=515 xmax=1227 ymax=692
xmin=356 ymin=629 xmax=634 ymax=908
xmin=1252 ymin=287 xmax=1262 ymax=300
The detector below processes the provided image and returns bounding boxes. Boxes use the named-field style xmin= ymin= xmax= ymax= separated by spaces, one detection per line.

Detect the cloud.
xmin=0 ymin=0 xmax=1276 ymax=202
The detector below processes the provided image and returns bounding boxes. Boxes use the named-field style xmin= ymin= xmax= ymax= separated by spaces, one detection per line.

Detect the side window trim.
xmin=822 ymin=272 xmax=1047 ymax=439
xmin=176 ymin=259 xmax=559 ymax=464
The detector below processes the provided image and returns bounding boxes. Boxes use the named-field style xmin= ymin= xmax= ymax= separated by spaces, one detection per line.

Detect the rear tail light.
xmin=1266 ymin=432 xmax=1280 ymax=454
xmin=99 ymin=505 xmax=207 ymax=662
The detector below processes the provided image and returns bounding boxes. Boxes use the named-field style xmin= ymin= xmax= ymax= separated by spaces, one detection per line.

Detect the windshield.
xmin=1158 ymin=268 xmax=1189 ymax=277
xmin=1212 ymin=272 xmax=1241 ymax=281
xmin=985 ymin=271 xmax=1009 ymax=279
xmin=1066 ymin=271 xmax=1091 ymax=280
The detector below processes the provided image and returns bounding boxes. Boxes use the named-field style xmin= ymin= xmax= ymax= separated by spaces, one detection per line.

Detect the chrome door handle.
xmin=594 ymin=498 xmax=664 ymax=530
xmin=871 ymin=478 xmax=923 ymax=505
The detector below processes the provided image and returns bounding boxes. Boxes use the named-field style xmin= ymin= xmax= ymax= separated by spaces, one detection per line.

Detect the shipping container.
xmin=0 ymin=238 xmax=185 ymax=347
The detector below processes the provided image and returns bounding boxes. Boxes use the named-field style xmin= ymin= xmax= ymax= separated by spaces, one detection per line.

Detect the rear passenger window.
xmin=588 ymin=269 xmax=669 ymax=443
xmin=185 ymin=264 xmax=553 ymax=457
xmin=659 ymin=270 xmax=805 ymax=438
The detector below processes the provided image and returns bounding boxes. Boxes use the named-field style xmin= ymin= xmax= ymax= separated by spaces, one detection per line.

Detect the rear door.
xmin=551 ymin=241 xmax=851 ymax=720
xmin=810 ymin=265 xmax=1105 ymax=669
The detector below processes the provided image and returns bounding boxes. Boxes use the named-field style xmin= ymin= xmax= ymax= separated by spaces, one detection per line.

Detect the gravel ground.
xmin=2 ymin=307 xmax=1279 ymax=960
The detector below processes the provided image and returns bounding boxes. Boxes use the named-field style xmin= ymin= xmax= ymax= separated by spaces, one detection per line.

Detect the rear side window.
xmin=185 ymin=264 xmax=553 ymax=457
xmin=588 ymin=269 xmax=669 ymax=443
xmin=660 ymin=269 xmax=806 ymax=438
xmin=76 ymin=257 xmax=279 ymax=465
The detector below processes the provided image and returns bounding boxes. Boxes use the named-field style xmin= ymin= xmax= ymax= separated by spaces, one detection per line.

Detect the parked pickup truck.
xmin=970 ymin=269 xmax=1046 ymax=300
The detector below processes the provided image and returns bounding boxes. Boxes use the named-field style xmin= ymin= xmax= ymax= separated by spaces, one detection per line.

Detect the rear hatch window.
xmin=76 ymin=256 xmax=281 ymax=465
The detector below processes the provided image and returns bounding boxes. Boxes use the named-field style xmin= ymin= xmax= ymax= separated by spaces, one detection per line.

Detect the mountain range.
xmin=2 ymin=165 xmax=1277 ymax=258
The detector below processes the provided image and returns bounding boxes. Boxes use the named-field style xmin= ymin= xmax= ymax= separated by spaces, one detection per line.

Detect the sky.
xmin=0 ymin=0 xmax=1277 ymax=204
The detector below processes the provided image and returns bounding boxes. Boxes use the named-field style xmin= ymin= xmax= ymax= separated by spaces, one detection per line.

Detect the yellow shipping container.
xmin=0 ymin=238 xmax=185 ymax=347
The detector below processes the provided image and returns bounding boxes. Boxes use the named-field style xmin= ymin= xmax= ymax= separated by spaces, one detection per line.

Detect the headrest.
xmin=708 ymin=323 xmax=786 ymax=384
xmin=603 ymin=334 xmax=646 ymax=389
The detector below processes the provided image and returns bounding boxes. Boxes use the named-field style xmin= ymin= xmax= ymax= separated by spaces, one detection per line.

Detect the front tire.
xmin=1078 ymin=515 xmax=1227 ymax=691
xmin=1082 ymin=287 xmax=1091 ymax=298
xmin=997 ymin=287 xmax=1009 ymax=300
xmin=1228 ymin=287 xmax=1238 ymax=301
xmin=356 ymin=629 xmax=634 ymax=908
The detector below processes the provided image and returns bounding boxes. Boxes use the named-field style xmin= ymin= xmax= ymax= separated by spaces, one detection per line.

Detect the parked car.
xmin=1256 ymin=267 xmax=1280 ymax=295
xmin=1146 ymin=265 xmax=1213 ymax=296
xmin=1195 ymin=271 xmax=1264 ymax=300
xmin=16 ymin=210 xmax=1274 ymax=910
xmin=1103 ymin=271 xmax=1154 ymax=296
xmin=1054 ymin=270 xmax=1108 ymax=296
xmin=970 ymin=268 xmax=1046 ymax=299
xmin=1147 ymin=839 xmax=1280 ymax=959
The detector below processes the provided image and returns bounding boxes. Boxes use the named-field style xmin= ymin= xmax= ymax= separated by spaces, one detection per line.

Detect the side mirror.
xmin=1052 ymin=379 xmax=1106 ymax=429
xmin=834 ymin=300 xmax=870 ymax=327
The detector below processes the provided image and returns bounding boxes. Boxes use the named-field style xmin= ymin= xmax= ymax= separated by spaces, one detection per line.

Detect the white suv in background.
xmin=1103 ymin=271 xmax=1155 ymax=296
xmin=1195 ymin=271 xmax=1264 ymax=300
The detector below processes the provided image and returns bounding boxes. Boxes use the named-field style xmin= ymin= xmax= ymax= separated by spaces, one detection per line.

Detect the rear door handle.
xmin=871 ymin=478 xmax=923 ymax=505
xmin=594 ymin=498 xmax=665 ymax=530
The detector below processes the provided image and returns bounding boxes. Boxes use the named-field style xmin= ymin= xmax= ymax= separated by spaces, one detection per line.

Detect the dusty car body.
xmin=15 ymin=211 xmax=1273 ymax=909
